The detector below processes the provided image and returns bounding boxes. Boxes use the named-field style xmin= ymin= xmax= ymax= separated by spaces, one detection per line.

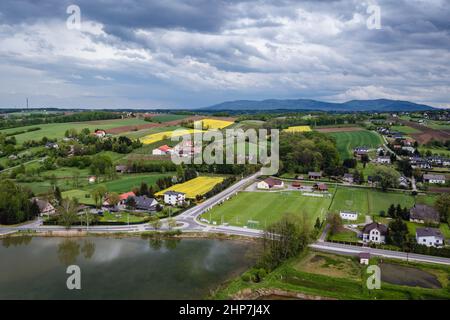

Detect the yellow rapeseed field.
xmin=156 ymin=176 xmax=225 ymax=199
xmin=201 ymin=119 xmax=234 ymax=129
xmin=283 ymin=126 xmax=312 ymax=133
xmin=141 ymin=129 xmax=204 ymax=145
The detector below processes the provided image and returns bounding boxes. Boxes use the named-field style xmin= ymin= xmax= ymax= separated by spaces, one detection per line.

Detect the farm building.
xmin=88 ymin=176 xmax=97 ymax=184
xmin=359 ymin=252 xmax=370 ymax=265
xmin=115 ymin=165 xmax=130 ymax=173
xmin=362 ymin=222 xmax=387 ymax=244
xmin=152 ymin=145 xmax=173 ymax=156
xmin=410 ymin=204 xmax=440 ymax=224
xmin=343 ymin=173 xmax=354 ymax=183
xmin=133 ymin=196 xmax=159 ymax=211
xmin=119 ymin=192 xmax=136 ymax=205
xmin=308 ymin=172 xmax=322 ymax=180
xmin=416 ymin=228 xmax=444 ymax=248
xmin=339 ymin=211 xmax=358 ymax=221
xmin=292 ymin=182 xmax=302 ymax=188
xmin=164 ymin=191 xmax=186 ymax=206
xmin=31 ymin=198 xmax=56 ymax=217
xmin=376 ymin=156 xmax=391 ymax=164
xmin=94 ymin=129 xmax=106 ymax=138
xmin=257 ymin=178 xmax=284 ymax=190
xmin=314 ymin=183 xmax=328 ymax=192
xmin=423 ymin=174 xmax=446 ymax=184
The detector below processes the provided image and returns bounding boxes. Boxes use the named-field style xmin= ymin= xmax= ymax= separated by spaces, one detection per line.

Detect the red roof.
xmin=158 ymin=145 xmax=172 ymax=152
xmin=119 ymin=192 xmax=135 ymax=201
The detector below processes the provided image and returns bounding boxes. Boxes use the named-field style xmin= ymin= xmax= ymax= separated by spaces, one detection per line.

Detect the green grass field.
xmin=419 ymin=147 xmax=450 ymax=157
xmin=62 ymin=189 xmax=96 ymax=205
xmin=329 ymin=186 xmax=436 ymax=216
xmin=206 ymin=185 xmax=439 ymax=229
xmin=0 ymin=118 xmax=149 ymax=144
xmin=327 ymin=130 xmax=383 ymax=159
xmin=149 ymin=114 xmax=188 ymax=122
xmin=214 ymin=251 xmax=450 ymax=300
xmin=202 ymin=191 xmax=332 ymax=228
xmin=93 ymin=173 xmax=175 ymax=194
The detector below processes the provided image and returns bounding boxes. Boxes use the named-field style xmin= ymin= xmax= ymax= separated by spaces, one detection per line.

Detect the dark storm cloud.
xmin=0 ymin=0 xmax=449 ymax=108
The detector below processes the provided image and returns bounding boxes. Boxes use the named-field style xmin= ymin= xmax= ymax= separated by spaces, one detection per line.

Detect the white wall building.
xmin=339 ymin=211 xmax=358 ymax=221
xmin=164 ymin=191 xmax=186 ymax=206
xmin=416 ymin=228 xmax=445 ymax=248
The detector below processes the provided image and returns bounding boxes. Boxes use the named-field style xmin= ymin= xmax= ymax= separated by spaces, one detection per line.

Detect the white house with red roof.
xmin=152 ymin=145 xmax=173 ymax=156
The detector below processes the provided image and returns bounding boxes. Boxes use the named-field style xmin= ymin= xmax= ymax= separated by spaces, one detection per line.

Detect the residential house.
xmin=119 ymin=192 xmax=136 ymax=205
xmin=314 ymin=183 xmax=328 ymax=192
xmin=410 ymin=204 xmax=440 ymax=224
xmin=343 ymin=173 xmax=354 ymax=183
xmin=402 ymin=146 xmax=416 ymax=154
xmin=164 ymin=191 xmax=186 ymax=206
xmin=152 ymin=145 xmax=173 ymax=156
xmin=257 ymin=178 xmax=284 ymax=190
xmin=416 ymin=228 xmax=445 ymax=248
xmin=94 ymin=129 xmax=107 ymax=138
xmin=134 ymin=196 xmax=159 ymax=211
xmin=354 ymin=149 xmax=368 ymax=159
xmin=362 ymin=222 xmax=387 ymax=244
xmin=88 ymin=176 xmax=97 ymax=184
xmin=376 ymin=156 xmax=391 ymax=164
xmin=173 ymin=141 xmax=201 ymax=157
xmin=292 ymin=182 xmax=302 ymax=188
xmin=308 ymin=172 xmax=322 ymax=180
xmin=398 ymin=176 xmax=409 ymax=189
xmin=359 ymin=252 xmax=370 ymax=265
xmin=31 ymin=198 xmax=56 ymax=217
xmin=45 ymin=142 xmax=59 ymax=149
xmin=423 ymin=174 xmax=446 ymax=184
xmin=340 ymin=211 xmax=358 ymax=221
xmin=115 ymin=165 xmax=130 ymax=173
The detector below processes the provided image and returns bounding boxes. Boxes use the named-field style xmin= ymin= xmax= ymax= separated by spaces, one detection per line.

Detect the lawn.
xmin=328 ymin=229 xmax=360 ymax=243
xmin=419 ymin=147 xmax=450 ymax=157
xmin=150 ymin=114 xmax=188 ymax=122
xmin=62 ymin=189 xmax=96 ymax=205
xmin=390 ymin=125 xmax=421 ymax=134
xmin=99 ymin=211 xmax=150 ymax=224
xmin=327 ymin=130 xmax=383 ymax=159
xmin=0 ymin=118 xmax=149 ymax=144
xmin=201 ymin=191 xmax=331 ymax=228
xmin=329 ymin=186 xmax=436 ymax=216
xmin=156 ymin=176 xmax=225 ymax=199
xmin=94 ymin=173 xmax=174 ymax=194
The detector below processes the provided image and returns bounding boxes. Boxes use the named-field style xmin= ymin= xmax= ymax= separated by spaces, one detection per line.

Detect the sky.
xmin=0 ymin=0 xmax=449 ymax=109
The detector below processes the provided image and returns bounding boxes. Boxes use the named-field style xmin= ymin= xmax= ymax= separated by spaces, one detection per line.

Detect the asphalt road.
xmin=310 ymin=242 xmax=450 ymax=266
xmin=2 ymin=170 xmax=449 ymax=266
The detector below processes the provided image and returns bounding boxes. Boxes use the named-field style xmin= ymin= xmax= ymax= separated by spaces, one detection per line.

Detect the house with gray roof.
xmin=423 ymin=174 xmax=446 ymax=184
xmin=410 ymin=204 xmax=440 ymax=224
xmin=362 ymin=222 xmax=388 ymax=244
xmin=416 ymin=228 xmax=445 ymax=247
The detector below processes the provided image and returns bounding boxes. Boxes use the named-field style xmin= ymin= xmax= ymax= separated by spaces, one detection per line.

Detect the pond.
xmin=0 ymin=236 xmax=256 ymax=299
xmin=380 ymin=263 xmax=442 ymax=289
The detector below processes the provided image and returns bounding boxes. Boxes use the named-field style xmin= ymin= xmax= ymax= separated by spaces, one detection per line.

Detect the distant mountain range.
xmin=204 ymin=99 xmax=435 ymax=112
